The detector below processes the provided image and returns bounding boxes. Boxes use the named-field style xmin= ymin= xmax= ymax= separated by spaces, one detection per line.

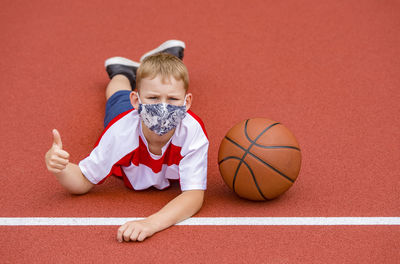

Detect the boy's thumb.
xmin=52 ymin=129 xmax=63 ymax=149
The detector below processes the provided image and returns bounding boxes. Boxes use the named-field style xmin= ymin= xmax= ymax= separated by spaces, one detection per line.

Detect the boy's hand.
xmin=117 ymin=219 xmax=157 ymax=242
xmin=45 ymin=129 xmax=70 ymax=174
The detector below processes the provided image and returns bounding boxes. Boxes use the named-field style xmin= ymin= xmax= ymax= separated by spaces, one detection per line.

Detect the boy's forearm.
xmin=54 ymin=163 xmax=94 ymax=194
xmin=147 ymin=190 xmax=204 ymax=231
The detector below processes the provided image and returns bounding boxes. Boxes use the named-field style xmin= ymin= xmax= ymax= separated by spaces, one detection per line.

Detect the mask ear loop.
xmin=183 ymin=94 xmax=188 ymax=106
xmin=136 ymin=92 xmax=142 ymax=104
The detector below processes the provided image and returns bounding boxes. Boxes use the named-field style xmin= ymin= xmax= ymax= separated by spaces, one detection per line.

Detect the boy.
xmin=44 ymin=40 xmax=209 ymax=242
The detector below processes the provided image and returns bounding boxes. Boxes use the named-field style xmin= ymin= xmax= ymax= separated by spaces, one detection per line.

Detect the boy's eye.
xmin=148 ymin=97 xmax=158 ymax=100
xmin=169 ymin=97 xmax=179 ymax=101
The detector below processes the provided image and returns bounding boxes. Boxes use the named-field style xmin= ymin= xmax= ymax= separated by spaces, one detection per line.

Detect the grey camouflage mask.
xmin=137 ymin=94 xmax=187 ymax=136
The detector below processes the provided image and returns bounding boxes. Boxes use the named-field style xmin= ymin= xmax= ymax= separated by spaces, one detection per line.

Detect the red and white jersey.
xmin=79 ymin=109 xmax=209 ymax=191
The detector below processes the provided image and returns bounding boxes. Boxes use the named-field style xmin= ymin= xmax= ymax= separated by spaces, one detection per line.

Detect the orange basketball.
xmin=218 ymin=118 xmax=301 ymax=201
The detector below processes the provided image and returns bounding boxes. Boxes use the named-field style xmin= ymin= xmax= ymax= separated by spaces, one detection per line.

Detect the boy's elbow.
xmin=67 ymin=179 xmax=94 ymax=195
xmin=68 ymin=184 xmax=93 ymax=195
xmin=198 ymin=190 xmax=205 ymax=206
xmin=186 ymin=189 xmax=205 ymax=212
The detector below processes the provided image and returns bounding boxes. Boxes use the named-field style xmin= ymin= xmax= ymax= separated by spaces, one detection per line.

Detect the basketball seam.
xmin=243 ymin=122 xmax=280 ymax=145
xmin=225 ymin=136 xmax=295 ymax=183
xmin=253 ymin=145 xmax=300 ymax=151
xmin=231 ymin=120 xmax=281 ymax=199
xmin=243 ymin=122 xmax=300 ymax=151
xmin=218 ymin=156 xmax=268 ymax=200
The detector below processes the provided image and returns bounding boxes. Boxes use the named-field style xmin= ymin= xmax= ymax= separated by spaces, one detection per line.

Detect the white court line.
xmin=0 ymin=217 xmax=399 ymax=226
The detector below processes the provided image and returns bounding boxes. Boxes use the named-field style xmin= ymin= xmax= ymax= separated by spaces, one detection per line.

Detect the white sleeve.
xmin=178 ymin=125 xmax=209 ymax=191
xmin=79 ymin=113 xmax=139 ymax=184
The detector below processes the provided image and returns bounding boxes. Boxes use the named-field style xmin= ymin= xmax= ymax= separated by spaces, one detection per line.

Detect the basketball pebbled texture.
xmin=218 ymin=118 xmax=302 ymax=201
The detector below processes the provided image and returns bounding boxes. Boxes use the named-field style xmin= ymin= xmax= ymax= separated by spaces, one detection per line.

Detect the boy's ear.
xmin=130 ymin=91 xmax=139 ymax=110
xmin=185 ymin=93 xmax=193 ymax=111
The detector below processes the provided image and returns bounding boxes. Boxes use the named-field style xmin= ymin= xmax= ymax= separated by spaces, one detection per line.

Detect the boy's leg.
xmin=140 ymin=40 xmax=185 ymax=61
xmin=103 ymin=57 xmax=140 ymax=128
xmin=105 ymin=57 xmax=140 ymax=91
xmin=105 ymin=75 xmax=131 ymax=100
xmin=103 ymin=77 xmax=133 ymax=128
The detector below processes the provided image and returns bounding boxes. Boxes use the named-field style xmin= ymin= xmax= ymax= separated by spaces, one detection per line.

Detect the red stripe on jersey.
xmin=188 ymin=110 xmax=208 ymax=139
xmin=121 ymin=169 xmax=134 ymax=189
xmin=130 ymin=136 xmax=184 ymax=174
xmin=98 ymin=149 xmax=136 ymax=185
xmin=94 ymin=109 xmax=135 ymax=148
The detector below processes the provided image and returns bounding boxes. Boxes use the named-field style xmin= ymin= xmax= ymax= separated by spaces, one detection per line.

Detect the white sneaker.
xmin=140 ymin=40 xmax=186 ymax=61
xmin=104 ymin=56 xmax=140 ymax=90
xmin=105 ymin=56 xmax=140 ymax=68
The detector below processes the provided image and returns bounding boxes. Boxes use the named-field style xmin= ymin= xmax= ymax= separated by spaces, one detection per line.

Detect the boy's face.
xmin=130 ymin=74 xmax=192 ymax=111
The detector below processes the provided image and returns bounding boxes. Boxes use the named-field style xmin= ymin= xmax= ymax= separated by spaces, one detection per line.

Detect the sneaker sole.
xmin=140 ymin=40 xmax=186 ymax=61
xmin=104 ymin=57 xmax=140 ymax=68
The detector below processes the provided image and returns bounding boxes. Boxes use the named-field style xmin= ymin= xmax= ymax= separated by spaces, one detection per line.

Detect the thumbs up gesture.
xmin=45 ymin=129 xmax=70 ymax=174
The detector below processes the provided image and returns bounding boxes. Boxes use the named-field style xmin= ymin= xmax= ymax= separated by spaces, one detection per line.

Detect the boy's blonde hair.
xmin=136 ymin=53 xmax=189 ymax=91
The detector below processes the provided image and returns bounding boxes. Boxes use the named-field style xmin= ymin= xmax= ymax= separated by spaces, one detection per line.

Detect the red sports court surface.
xmin=1 ymin=0 xmax=399 ymax=263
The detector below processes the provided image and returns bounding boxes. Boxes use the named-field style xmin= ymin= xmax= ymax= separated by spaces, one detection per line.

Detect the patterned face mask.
xmin=137 ymin=93 xmax=187 ymax=136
